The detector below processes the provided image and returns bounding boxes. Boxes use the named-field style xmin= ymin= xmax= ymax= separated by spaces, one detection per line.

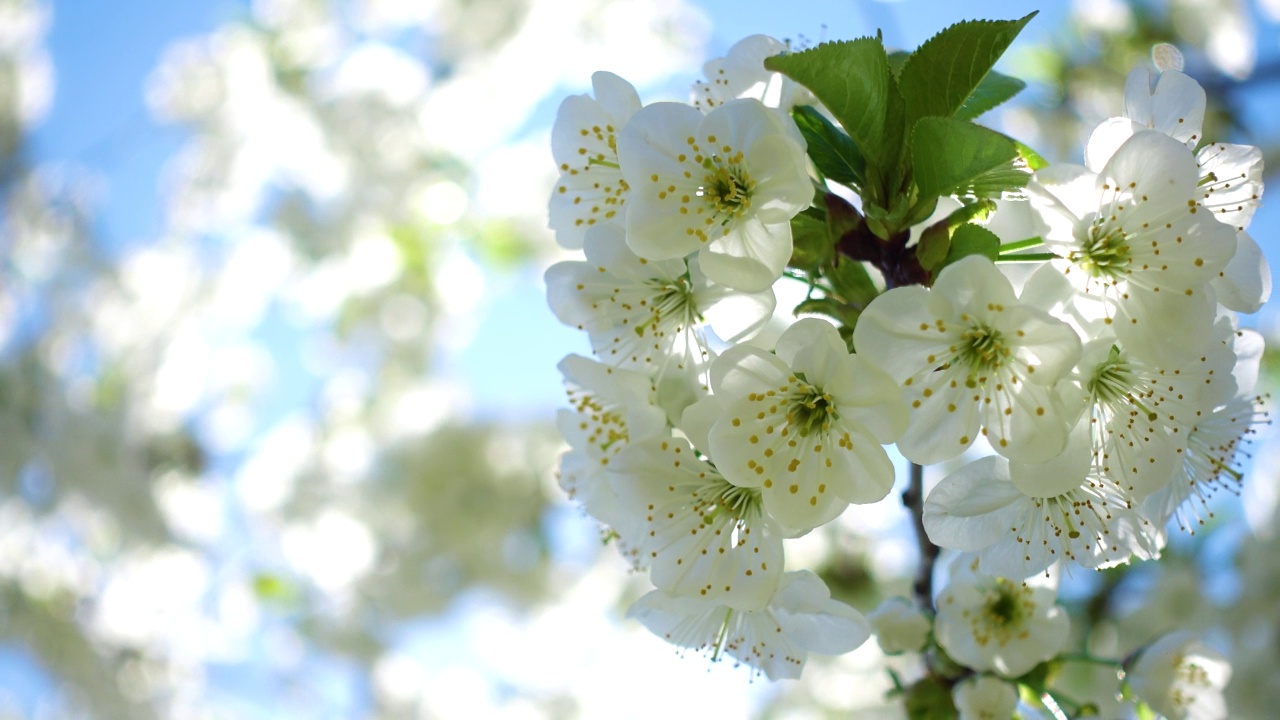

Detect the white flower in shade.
xmin=1129 ymin=632 xmax=1231 ymax=720
xmin=1073 ymin=323 xmax=1240 ymax=501
xmin=608 ymin=436 xmax=784 ymax=610
xmin=867 ymin=596 xmax=932 ymax=655
xmin=1142 ymin=389 xmax=1268 ymax=534
xmin=555 ymin=354 xmax=667 ymax=561
xmin=545 ymin=223 xmax=775 ymax=389
xmin=628 ymin=569 xmax=870 ymax=680
xmin=953 ymin=674 xmax=1020 ymax=720
xmin=617 ymin=97 xmax=812 ymax=291
xmin=692 ymin=34 xmax=814 ymax=112
xmin=934 ymin=570 xmax=1069 ymax=678
xmin=548 ymin=71 xmax=641 ymax=249
xmin=924 ymin=455 xmax=1161 ymax=579
xmin=852 ymin=255 xmax=1082 ymax=465
xmin=707 ymin=318 xmax=907 ymax=532
xmin=1029 ymin=130 xmax=1237 ymax=365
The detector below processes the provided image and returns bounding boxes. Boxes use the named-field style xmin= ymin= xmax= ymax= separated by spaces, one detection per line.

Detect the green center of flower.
xmin=1087 ymin=345 xmax=1158 ymax=421
xmin=958 ymin=324 xmax=1008 ymax=372
xmin=704 ymin=479 xmax=764 ymax=523
xmin=1071 ymin=222 xmax=1132 ymax=278
xmin=984 ymin=579 xmax=1026 ymax=626
xmin=640 ymin=273 xmax=699 ymax=336
xmin=702 ymin=156 xmax=754 ymax=222
xmin=786 ymin=381 xmax=838 ymax=437
xmin=1087 ymin=346 xmax=1136 ymax=404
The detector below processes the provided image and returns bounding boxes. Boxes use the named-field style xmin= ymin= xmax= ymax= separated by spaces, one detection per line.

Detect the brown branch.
xmin=902 ymin=461 xmax=940 ymax=610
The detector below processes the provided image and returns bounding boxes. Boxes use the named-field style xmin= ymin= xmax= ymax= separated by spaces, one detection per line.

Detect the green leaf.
xmin=1015 ymin=139 xmax=1050 ymax=170
xmin=898 ymin=12 xmax=1036 ymax=123
xmin=903 ymin=676 xmax=958 ymax=720
xmin=954 ymin=70 xmax=1026 ymax=121
xmin=766 ymin=38 xmax=904 ymax=198
xmin=964 ymin=161 xmax=1031 ymax=198
xmin=792 ymin=105 xmax=865 ymax=187
xmin=911 ymin=117 xmax=1018 ymax=199
xmin=825 ymin=254 xmax=879 ymax=308
xmin=794 ymin=296 xmax=862 ymax=330
xmin=940 ymin=223 xmax=1001 ymax=270
xmin=789 ymin=208 xmax=832 ymax=270
xmin=824 ymin=192 xmax=864 ymax=242
xmin=886 ymin=50 xmax=911 ymax=76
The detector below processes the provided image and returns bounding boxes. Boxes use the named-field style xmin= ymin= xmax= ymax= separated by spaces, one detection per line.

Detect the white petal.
xmin=1114 ymin=287 xmax=1216 ymax=366
xmin=923 ymin=456 xmax=1025 ymax=552
xmin=709 ymin=344 xmax=790 ymax=404
xmin=590 ymin=70 xmax=642 ymax=124
xmin=1097 ymin=130 xmax=1199 ymax=204
xmin=1028 ymin=163 xmax=1097 ymax=226
xmin=1009 ymin=414 xmax=1092 ymax=498
xmin=678 ymin=396 xmax=722 ymax=456
xmin=698 ymin=217 xmax=791 ymax=292
xmin=772 ymin=570 xmax=871 ymax=654
xmin=1124 ymin=67 xmax=1206 ymax=146
xmin=775 ymin=317 xmax=845 ymax=378
xmin=1085 ymin=116 xmax=1141 ymax=172
xmin=1213 ymin=231 xmax=1271 ymax=313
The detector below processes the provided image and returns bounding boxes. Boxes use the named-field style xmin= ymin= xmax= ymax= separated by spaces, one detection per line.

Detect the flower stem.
xmin=902 ymin=461 xmax=939 ymax=610
xmin=999 ymin=236 xmax=1046 ymax=253
xmin=995 ymin=252 xmax=1057 ymax=263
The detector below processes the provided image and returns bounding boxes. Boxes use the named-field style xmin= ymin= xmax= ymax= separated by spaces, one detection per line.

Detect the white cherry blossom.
xmin=1129 ymin=632 xmax=1231 ymax=720
xmin=1083 ymin=67 xmax=1203 ymax=170
xmin=924 ymin=455 xmax=1161 ymax=579
xmin=707 ymin=318 xmax=907 ymax=532
xmin=545 ymin=223 xmax=775 ymax=392
xmin=953 ymin=674 xmax=1020 ymax=720
xmin=1071 ymin=323 xmax=1239 ymax=501
xmin=691 ymin=34 xmax=813 ymax=112
xmin=555 ymin=354 xmax=667 ymax=563
xmin=1029 ymin=130 xmax=1237 ymax=365
xmin=549 ymin=71 xmax=642 ymax=249
xmin=1142 ymin=389 xmax=1268 ymax=534
xmin=934 ymin=569 xmax=1069 ymax=678
xmin=1085 ymin=67 xmax=1264 ymax=248
xmin=608 ymin=436 xmax=784 ymax=610
xmin=617 ymin=97 xmax=811 ymax=291
xmin=628 ymin=569 xmax=870 ymax=680
xmin=853 ymin=255 xmax=1082 ymax=465
xmin=867 ymin=595 xmax=932 ymax=655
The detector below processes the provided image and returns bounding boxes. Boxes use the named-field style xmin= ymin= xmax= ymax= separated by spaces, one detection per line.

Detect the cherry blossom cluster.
xmin=868 ymin=556 xmax=1232 ymax=718
xmin=544 ymin=31 xmax=1268 ymax=709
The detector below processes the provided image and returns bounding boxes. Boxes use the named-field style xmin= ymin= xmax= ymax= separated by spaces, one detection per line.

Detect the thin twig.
xmin=902 ymin=461 xmax=939 ymax=610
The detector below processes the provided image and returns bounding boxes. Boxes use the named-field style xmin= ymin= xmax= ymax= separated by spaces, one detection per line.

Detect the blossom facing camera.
xmin=617 ymin=97 xmax=811 ymax=292
xmin=934 ymin=571 xmax=1069 ymax=678
xmin=707 ymin=318 xmax=907 ymax=532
